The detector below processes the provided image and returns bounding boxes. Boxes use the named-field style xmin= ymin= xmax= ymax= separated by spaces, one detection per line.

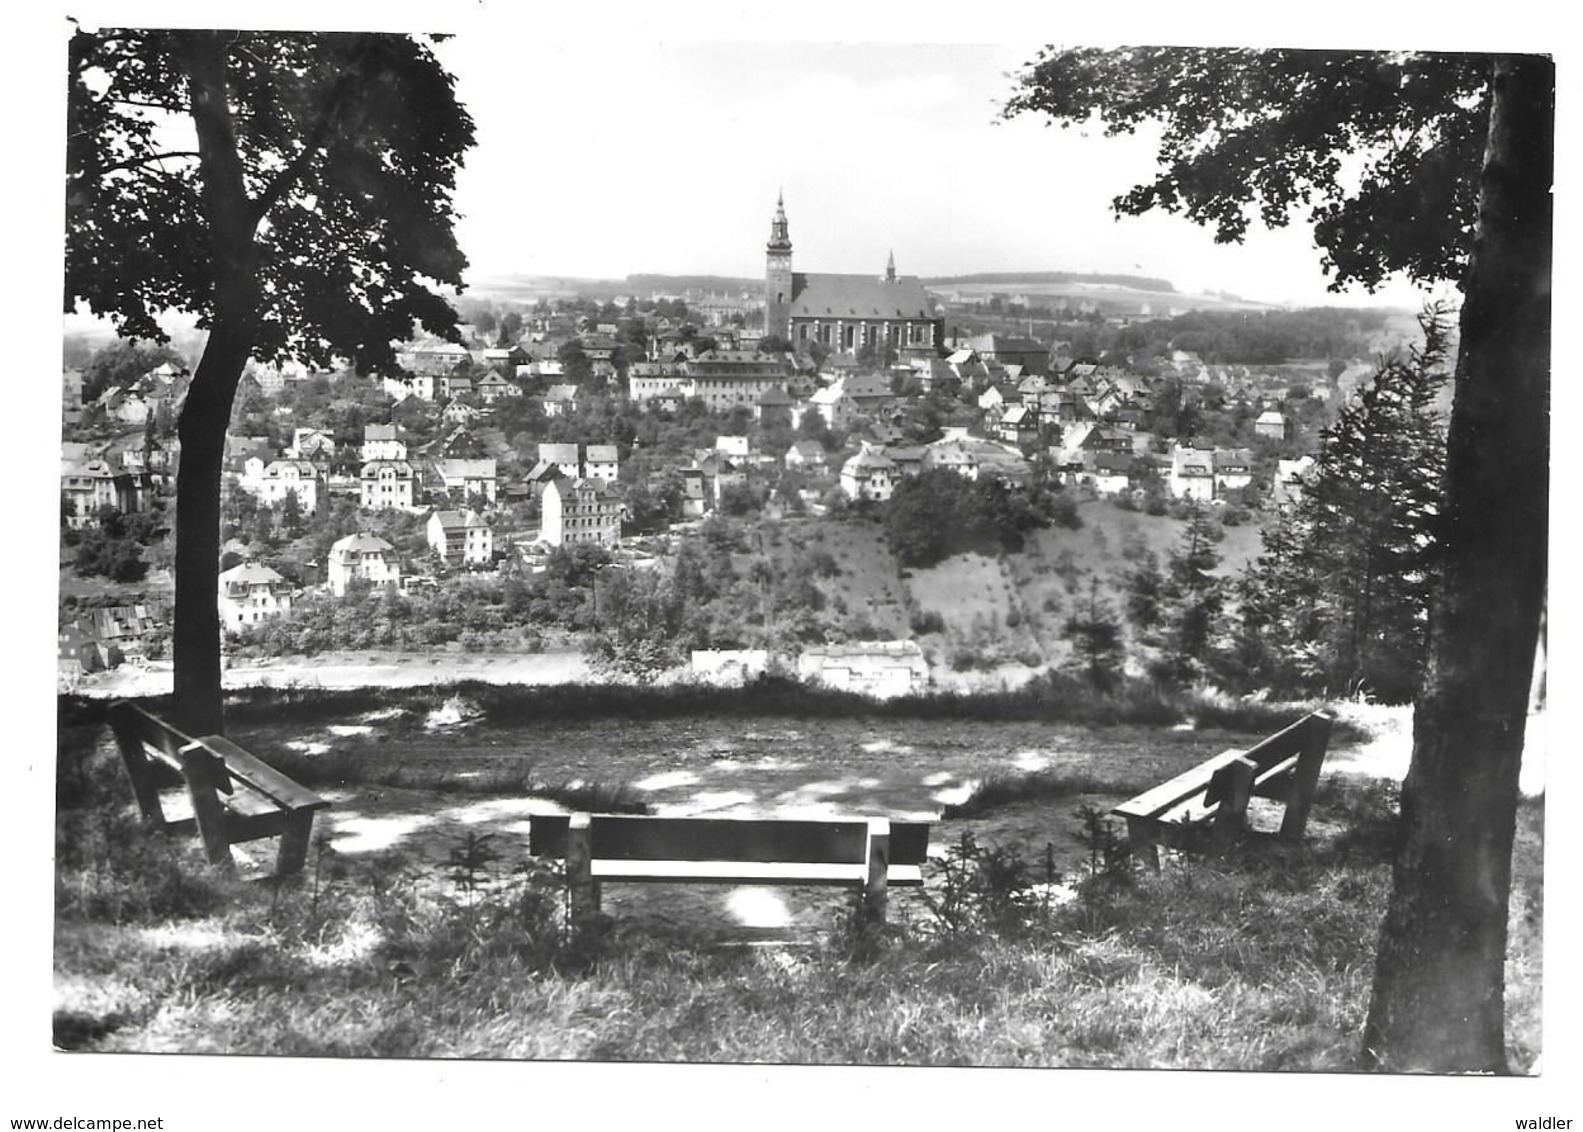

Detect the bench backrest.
xmin=108 ymin=700 xmax=327 ymax=812
xmin=530 ymin=814 xmax=931 ymax=868
xmin=1113 ymin=710 xmax=1333 ymax=822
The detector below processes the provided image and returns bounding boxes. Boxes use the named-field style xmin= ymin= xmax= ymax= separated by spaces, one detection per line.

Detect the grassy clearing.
xmin=52 ymin=712 xmax=1543 ymax=1070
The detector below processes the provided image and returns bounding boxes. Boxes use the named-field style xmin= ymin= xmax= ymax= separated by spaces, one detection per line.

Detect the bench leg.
xmin=108 ymin=717 xmax=169 ymax=828
xmin=1209 ymin=757 xmax=1257 ymax=854
xmin=861 ymin=819 xmax=891 ymax=925
xmin=1125 ymin=816 xmax=1160 ymax=871
xmin=274 ymin=810 xmax=316 ymax=877
xmin=1279 ymin=713 xmax=1333 ymax=841
xmin=179 ymin=747 xmax=236 ymax=874
xmin=566 ymin=813 xmax=601 ymax=920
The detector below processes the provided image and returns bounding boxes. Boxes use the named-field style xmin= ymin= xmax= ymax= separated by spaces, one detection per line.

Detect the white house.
xmin=360 ymin=460 xmax=416 ymax=510
xmin=327 ymin=532 xmax=402 ymax=596
xmin=218 ymin=562 xmax=294 ymax=627
xmin=797 ymin=641 xmax=929 ymax=699
xmin=243 ymin=458 xmax=322 ymax=513
xmin=427 ymin=509 xmax=494 ymax=567
xmin=361 ymin=423 xmax=408 ymax=462
xmin=840 ymin=443 xmax=898 ymax=502
xmin=542 ymin=478 xmax=622 ymax=548
xmin=1168 ymin=445 xmax=1217 ymax=501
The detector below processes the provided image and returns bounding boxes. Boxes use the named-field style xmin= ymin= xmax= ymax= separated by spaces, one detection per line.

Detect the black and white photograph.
xmin=15 ymin=2 xmax=1572 ymax=1127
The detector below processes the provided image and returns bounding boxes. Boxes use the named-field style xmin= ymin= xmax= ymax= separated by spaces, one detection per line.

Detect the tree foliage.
xmin=1003 ymin=48 xmax=1491 ymax=291
xmin=67 ymin=29 xmax=473 ymax=369
xmin=66 ymin=27 xmax=475 ymax=733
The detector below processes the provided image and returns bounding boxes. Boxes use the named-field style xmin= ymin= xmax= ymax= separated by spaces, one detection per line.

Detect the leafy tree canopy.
xmin=66 ymin=28 xmax=475 ymax=369
xmin=1002 ymin=48 xmax=1491 ymax=290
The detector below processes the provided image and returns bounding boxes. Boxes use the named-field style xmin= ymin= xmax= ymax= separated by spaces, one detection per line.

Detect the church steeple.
xmin=885 ymin=250 xmax=896 ymax=283
xmin=768 ymin=190 xmax=792 ymax=252
xmin=765 ymin=192 xmax=794 ymax=341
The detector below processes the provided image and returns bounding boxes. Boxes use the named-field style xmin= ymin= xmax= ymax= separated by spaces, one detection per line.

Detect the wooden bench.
xmin=529 ymin=813 xmax=931 ymax=924
xmin=108 ymin=700 xmax=331 ymax=878
xmin=1112 ymin=710 xmax=1334 ymax=868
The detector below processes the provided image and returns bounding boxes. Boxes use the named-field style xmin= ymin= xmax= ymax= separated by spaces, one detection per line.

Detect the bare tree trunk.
xmin=1362 ymin=54 xmax=1552 ymax=1074
xmin=170 ymin=33 xmax=260 ymax=736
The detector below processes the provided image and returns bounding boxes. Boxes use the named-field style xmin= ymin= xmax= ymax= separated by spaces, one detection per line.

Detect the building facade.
xmin=541 ymin=478 xmax=622 ymax=548
xmin=327 ymin=533 xmax=402 ymax=595
xmin=763 ymin=194 xmax=943 ymax=357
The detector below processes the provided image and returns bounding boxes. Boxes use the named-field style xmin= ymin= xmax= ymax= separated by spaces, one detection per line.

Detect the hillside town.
xmin=60 ymin=196 xmax=1374 ymax=692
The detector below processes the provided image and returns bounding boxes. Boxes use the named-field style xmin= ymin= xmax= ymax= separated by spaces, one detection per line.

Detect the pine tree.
xmin=1064 ymin=578 xmax=1125 ymax=689
xmin=1241 ymin=308 xmax=1450 ymax=701
xmin=1156 ymin=504 xmax=1226 ymax=684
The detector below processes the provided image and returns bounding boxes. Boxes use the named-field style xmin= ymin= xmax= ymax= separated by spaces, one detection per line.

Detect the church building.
xmin=763 ymin=194 xmax=943 ymax=359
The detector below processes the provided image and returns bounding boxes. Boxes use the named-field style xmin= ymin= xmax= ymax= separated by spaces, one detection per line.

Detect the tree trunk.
xmin=170 ymin=33 xmax=261 ymax=736
xmin=1362 ymin=54 xmax=1552 ymax=1074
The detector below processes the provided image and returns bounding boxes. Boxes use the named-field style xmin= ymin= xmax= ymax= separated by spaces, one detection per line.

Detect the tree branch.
xmin=99 ymin=150 xmax=201 ymax=174
xmin=246 ymin=43 xmax=370 ymax=227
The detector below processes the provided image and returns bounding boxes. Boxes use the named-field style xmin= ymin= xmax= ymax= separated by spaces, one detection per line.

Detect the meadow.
xmin=52 ymin=688 xmax=1544 ymax=1069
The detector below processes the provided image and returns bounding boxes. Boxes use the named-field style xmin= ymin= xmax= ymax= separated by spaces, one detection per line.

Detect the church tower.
xmin=765 ymin=192 xmax=793 ymax=342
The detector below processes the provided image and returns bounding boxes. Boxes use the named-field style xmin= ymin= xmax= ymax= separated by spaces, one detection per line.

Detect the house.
xmin=327 ymin=532 xmax=402 ymax=596
xmin=755 ymin=385 xmax=795 ymax=428
xmin=695 ymin=453 xmax=746 ymax=505
xmin=360 ymin=460 xmax=417 ymax=510
xmin=803 ymin=380 xmax=857 ymax=430
xmin=541 ymin=478 xmax=622 ymax=548
xmin=474 ymin=371 xmax=518 ymax=403
xmin=840 ymin=443 xmax=898 ymax=502
xmin=965 ymin=333 xmax=1049 ymax=376
xmin=58 ymin=622 xmax=122 ymax=676
xmin=1255 ymin=409 xmax=1292 ymax=440
xmin=583 ymin=444 xmax=620 ymax=482
xmin=362 ymin=423 xmax=408 ymax=462
xmin=715 ymin=435 xmax=751 ymax=460
xmin=537 ymin=442 xmax=583 ymax=479
xmin=796 ymin=640 xmax=930 ymax=699
xmin=427 ymin=508 xmax=494 ymax=567
xmin=398 ymin=337 xmax=471 ymax=376
xmin=437 ymin=371 xmax=474 ymax=400
xmin=784 ymin=440 xmax=828 ymax=472
xmin=541 ymin=384 xmax=581 ymax=417
xmin=1079 ymin=426 xmax=1136 ymax=456
xmin=923 ymin=429 xmax=1032 ymax=485
xmin=679 ymin=467 xmax=708 ymax=518
xmin=290 ymin=427 xmax=337 ymax=460
xmin=1214 ymin=448 xmax=1255 ymax=495
xmin=60 ymin=457 xmax=155 ymax=528
xmin=1168 ymin=445 xmax=1217 ymax=501
xmin=996 ymin=404 xmax=1039 ymax=446
xmin=80 ymin=604 xmax=162 ymax=661
xmin=382 ymin=372 xmax=438 ymax=401
xmin=1080 ymin=451 xmax=1134 ymax=496
xmin=244 ymin=459 xmax=323 ymax=513
xmin=430 ymin=458 xmax=498 ymax=505
xmin=442 ymin=400 xmax=484 ymax=427
xmin=218 ymin=561 xmax=294 ymax=627
xmin=884 ymin=444 xmax=926 ymax=479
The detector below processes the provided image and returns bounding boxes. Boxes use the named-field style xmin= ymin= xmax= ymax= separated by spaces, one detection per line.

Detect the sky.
xmin=434 ymin=34 xmax=1441 ymax=308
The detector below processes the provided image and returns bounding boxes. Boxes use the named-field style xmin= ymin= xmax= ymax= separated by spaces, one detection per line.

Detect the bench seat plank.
xmin=197 ymin=735 xmax=330 ymax=813
xmin=588 ymin=860 xmax=924 ymax=886
xmin=1112 ymin=748 xmax=1246 ymax=820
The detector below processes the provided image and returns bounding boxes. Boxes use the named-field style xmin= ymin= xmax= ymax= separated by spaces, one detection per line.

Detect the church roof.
xmin=789 ymin=273 xmax=935 ymax=321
